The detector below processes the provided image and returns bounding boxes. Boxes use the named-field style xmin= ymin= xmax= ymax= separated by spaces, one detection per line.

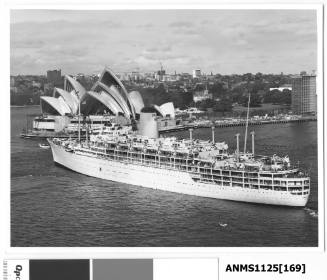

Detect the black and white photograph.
xmin=10 ymin=8 xmax=320 ymax=247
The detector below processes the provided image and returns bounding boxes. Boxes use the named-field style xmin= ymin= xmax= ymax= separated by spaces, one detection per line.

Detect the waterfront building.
xmin=193 ymin=89 xmax=212 ymax=102
xmin=193 ymin=83 xmax=212 ymax=102
xmin=291 ymin=73 xmax=316 ymax=114
xmin=155 ymin=69 xmax=166 ymax=81
xmin=193 ymin=69 xmax=201 ymax=78
xmin=269 ymin=84 xmax=292 ymax=92
xmin=47 ymin=69 xmax=62 ymax=86
xmin=157 ymin=116 xmax=177 ymax=132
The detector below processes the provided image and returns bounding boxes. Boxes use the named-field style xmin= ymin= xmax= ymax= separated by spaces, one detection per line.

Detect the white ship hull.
xmin=49 ymin=142 xmax=309 ymax=207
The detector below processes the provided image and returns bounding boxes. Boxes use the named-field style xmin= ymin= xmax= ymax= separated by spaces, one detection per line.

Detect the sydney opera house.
xmin=34 ymin=67 xmax=175 ymax=136
xmin=41 ymin=68 xmax=137 ymax=119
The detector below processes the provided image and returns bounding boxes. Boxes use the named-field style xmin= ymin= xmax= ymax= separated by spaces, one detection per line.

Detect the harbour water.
xmin=11 ymin=106 xmax=318 ymax=247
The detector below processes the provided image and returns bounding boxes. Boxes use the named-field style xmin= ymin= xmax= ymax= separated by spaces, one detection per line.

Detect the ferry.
xmin=48 ymin=123 xmax=310 ymax=207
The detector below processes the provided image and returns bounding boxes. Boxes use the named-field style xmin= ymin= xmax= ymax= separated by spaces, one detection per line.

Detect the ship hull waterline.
xmin=49 ymin=141 xmax=309 ymax=207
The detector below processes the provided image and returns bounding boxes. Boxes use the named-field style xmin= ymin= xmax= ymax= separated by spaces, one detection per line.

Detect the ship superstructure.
xmin=48 ymin=124 xmax=310 ymax=207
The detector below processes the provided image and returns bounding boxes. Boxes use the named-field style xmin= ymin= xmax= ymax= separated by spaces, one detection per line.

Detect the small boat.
xmin=39 ymin=143 xmax=50 ymax=149
xmin=218 ymin=223 xmax=228 ymax=227
xmin=20 ymin=133 xmax=31 ymax=139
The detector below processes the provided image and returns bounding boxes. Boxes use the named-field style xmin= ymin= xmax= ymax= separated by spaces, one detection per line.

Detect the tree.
xmin=241 ymin=92 xmax=262 ymax=107
xmin=213 ymin=98 xmax=233 ymax=112
xmin=254 ymin=72 xmax=263 ymax=80
xmin=263 ymin=89 xmax=291 ymax=105
xmin=137 ymin=84 xmax=170 ymax=106
xmin=170 ymin=91 xmax=193 ymax=109
xmin=209 ymin=82 xmax=227 ymax=99
xmin=196 ymin=99 xmax=215 ymax=110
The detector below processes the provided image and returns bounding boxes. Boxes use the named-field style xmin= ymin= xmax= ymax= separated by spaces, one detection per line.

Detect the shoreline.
xmin=11 ymin=105 xmax=40 ymax=108
xmin=160 ymin=117 xmax=317 ymax=133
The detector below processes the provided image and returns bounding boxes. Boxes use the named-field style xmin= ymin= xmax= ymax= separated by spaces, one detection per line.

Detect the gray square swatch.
xmin=93 ymin=259 xmax=153 ymax=280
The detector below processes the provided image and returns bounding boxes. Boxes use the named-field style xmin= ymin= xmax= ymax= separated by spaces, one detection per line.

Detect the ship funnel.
xmin=250 ymin=131 xmax=255 ymax=156
xmin=138 ymin=111 xmax=159 ymax=138
xmin=189 ymin=128 xmax=193 ymax=141
xmin=211 ymin=126 xmax=215 ymax=143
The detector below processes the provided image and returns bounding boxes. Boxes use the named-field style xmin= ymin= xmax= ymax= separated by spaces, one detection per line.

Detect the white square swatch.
xmin=154 ymin=259 xmax=218 ymax=280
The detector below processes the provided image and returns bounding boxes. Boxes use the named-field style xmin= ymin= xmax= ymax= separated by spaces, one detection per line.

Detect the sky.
xmin=10 ymin=9 xmax=317 ymax=75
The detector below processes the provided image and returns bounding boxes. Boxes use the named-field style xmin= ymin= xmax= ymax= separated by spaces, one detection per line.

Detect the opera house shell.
xmin=39 ymin=67 xmax=175 ymax=124
xmin=82 ymin=68 xmax=136 ymax=118
xmin=40 ymin=74 xmax=86 ymax=116
xmin=41 ymin=67 xmax=139 ymax=120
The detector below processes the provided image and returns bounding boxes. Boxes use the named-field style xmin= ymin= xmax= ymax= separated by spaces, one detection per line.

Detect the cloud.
xmin=145 ymin=47 xmax=158 ymax=52
xmin=145 ymin=45 xmax=172 ymax=54
xmin=169 ymin=21 xmax=194 ymax=28
xmin=173 ymin=28 xmax=199 ymax=36
xmin=97 ymin=20 xmax=124 ymax=28
xmin=10 ymin=9 xmax=317 ymax=75
xmin=133 ymin=53 xmax=190 ymax=69
xmin=37 ymin=45 xmax=89 ymax=58
xmin=11 ymin=54 xmax=36 ymax=68
xmin=137 ymin=23 xmax=153 ymax=28
xmin=234 ymin=38 xmax=249 ymax=46
xmin=200 ymin=19 xmax=213 ymax=25
xmin=11 ymin=39 xmax=45 ymax=49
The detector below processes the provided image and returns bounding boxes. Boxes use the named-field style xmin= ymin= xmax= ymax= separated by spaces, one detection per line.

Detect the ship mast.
xmin=77 ymin=90 xmax=81 ymax=143
xmin=211 ymin=126 xmax=215 ymax=143
xmin=250 ymin=131 xmax=255 ymax=156
xmin=235 ymin=133 xmax=240 ymax=161
xmin=85 ymin=116 xmax=88 ymax=143
xmin=243 ymin=93 xmax=251 ymax=154
xmin=189 ymin=128 xmax=193 ymax=141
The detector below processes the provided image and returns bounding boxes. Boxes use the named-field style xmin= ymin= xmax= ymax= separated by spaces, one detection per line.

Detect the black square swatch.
xmin=30 ymin=259 xmax=89 ymax=280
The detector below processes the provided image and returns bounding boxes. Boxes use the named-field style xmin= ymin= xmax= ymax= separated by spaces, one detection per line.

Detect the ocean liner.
xmin=48 ymin=123 xmax=310 ymax=207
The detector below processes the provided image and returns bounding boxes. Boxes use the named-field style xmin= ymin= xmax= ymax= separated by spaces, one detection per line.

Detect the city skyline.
xmin=11 ymin=9 xmax=317 ymax=75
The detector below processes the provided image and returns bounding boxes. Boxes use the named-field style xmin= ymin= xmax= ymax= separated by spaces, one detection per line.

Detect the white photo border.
xmin=1 ymin=2 xmax=325 ymax=258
